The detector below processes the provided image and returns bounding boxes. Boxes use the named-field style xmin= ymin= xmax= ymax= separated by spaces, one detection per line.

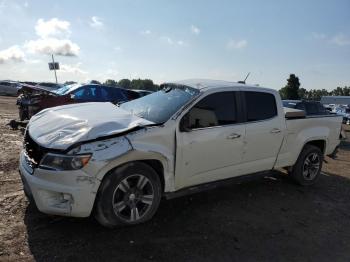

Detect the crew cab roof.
xmin=164 ymin=79 xmax=275 ymax=93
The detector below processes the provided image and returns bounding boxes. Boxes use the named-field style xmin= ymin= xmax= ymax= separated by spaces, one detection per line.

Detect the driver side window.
xmin=185 ymin=91 xmax=237 ymax=129
xmin=73 ymin=85 xmax=98 ymax=100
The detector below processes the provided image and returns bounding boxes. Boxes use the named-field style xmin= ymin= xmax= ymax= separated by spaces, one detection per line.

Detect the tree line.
xmin=279 ymin=74 xmax=350 ymax=101
xmin=65 ymin=75 xmax=349 ymax=101
xmin=103 ymin=79 xmax=159 ymax=91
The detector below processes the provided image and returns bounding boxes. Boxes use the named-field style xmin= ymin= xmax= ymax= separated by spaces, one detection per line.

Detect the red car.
xmin=17 ymin=83 xmax=129 ymax=120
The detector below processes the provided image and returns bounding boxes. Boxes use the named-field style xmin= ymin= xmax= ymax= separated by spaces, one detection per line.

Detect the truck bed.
xmin=274 ymin=115 xmax=342 ymax=169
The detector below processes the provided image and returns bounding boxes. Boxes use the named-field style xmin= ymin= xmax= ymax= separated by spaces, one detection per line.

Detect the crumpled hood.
xmin=28 ymin=102 xmax=154 ymax=150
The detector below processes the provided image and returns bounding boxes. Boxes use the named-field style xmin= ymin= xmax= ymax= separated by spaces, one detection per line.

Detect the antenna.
xmin=238 ymin=72 xmax=250 ymax=84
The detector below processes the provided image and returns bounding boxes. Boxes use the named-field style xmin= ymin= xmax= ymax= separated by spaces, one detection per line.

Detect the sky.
xmin=0 ymin=0 xmax=349 ymax=90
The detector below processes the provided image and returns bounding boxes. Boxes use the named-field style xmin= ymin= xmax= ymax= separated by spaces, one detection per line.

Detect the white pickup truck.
xmin=19 ymin=79 xmax=342 ymax=227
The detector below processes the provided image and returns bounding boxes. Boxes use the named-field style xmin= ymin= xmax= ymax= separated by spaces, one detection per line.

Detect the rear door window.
xmin=113 ymin=88 xmax=128 ymax=101
xmin=317 ymin=103 xmax=327 ymax=114
xmin=187 ymin=92 xmax=237 ymax=129
xmin=99 ymin=86 xmax=113 ymax=101
xmin=304 ymin=103 xmax=319 ymax=115
xmin=244 ymin=91 xmax=277 ymax=122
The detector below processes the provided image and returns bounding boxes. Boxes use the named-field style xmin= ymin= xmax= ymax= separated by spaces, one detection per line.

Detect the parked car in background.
xmin=282 ymin=100 xmax=329 ymax=116
xmin=323 ymin=104 xmax=335 ymax=113
xmin=334 ymin=106 xmax=350 ymax=124
xmin=19 ymin=79 xmax=342 ymax=227
xmin=17 ymin=83 xmax=129 ymax=120
xmin=321 ymin=96 xmax=350 ymax=106
xmin=20 ymin=81 xmax=37 ymax=86
xmin=0 ymin=80 xmax=22 ymax=96
xmin=35 ymin=82 xmax=64 ymax=91
xmin=123 ymin=89 xmax=154 ymax=100
xmin=132 ymin=89 xmax=153 ymax=97
xmin=124 ymin=89 xmax=142 ymax=100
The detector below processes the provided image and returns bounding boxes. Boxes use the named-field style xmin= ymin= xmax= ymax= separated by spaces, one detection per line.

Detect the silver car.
xmin=0 ymin=81 xmax=21 ymax=96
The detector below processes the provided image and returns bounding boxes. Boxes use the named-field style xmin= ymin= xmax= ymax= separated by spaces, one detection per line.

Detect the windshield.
xmin=282 ymin=101 xmax=297 ymax=108
xmin=54 ymin=84 xmax=79 ymax=95
xmin=120 ymin=85 xmax=199 ymax=124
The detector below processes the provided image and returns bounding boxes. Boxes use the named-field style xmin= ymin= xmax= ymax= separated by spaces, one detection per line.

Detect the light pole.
xmin=51 ymin=54 xmax=58 ymax=84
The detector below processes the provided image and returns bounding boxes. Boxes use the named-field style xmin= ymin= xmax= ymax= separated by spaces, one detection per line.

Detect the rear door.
xmin=176 ymin=90 xmax=246 ymax=188
xmin=241 ymin=91 xmax=284 ymax=174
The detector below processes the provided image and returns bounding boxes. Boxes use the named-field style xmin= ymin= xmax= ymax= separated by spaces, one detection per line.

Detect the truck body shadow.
xmin=24 ymin=171 xmax=350 ymax=262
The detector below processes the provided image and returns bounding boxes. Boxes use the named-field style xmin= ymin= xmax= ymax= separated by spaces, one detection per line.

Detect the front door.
xmin=176 ymin=91 xmax=245 ymax=189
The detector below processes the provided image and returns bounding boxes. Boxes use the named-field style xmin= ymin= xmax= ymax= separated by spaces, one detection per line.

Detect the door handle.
xmin=227 ymin=133 xmax=241 ymax=139
xmin=270 ymin=128 xmax=281 ymax=134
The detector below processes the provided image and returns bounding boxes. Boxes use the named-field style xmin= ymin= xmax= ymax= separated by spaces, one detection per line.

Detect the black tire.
xmin=290 ymin=145 xmax=323 ymax=186
xmin=19 ymin=107 xmax=28 ymax=121
xmin=94 ymin=162 xmax=162 ymax=228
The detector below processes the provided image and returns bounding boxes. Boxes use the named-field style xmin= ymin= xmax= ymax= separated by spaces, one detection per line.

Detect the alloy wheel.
xmin=112 ymin=174 xmax=154 ymax=222
xmin=302 ymin=153 xmax=321 ymax=181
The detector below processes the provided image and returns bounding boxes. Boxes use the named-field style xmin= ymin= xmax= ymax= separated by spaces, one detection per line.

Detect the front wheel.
xmin=94 ymin=162 xmax=162 ymax=227
xmin=290 ymin=145 xmax=323 ymax=186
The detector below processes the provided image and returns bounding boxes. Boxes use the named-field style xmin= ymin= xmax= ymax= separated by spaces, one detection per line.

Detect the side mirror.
xmin=180 ymin=113 xmax=191 ymax=132
xmin=70 ymin=94 xmax=75 ymax=99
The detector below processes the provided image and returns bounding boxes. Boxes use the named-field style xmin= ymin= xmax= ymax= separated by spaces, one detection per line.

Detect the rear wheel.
xmin=290 ymin=145 xmax=323 ymax=186
xmin=95 ymin=162 xmax=162 ymax=227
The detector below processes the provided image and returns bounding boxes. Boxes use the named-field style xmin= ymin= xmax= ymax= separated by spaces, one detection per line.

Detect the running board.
xmin=164 ymin=170 xmax=273 ymax=200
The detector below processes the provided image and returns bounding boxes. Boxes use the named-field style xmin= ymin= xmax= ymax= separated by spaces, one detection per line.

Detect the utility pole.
xmin=51 ymin=54 xmax=58 ymax=84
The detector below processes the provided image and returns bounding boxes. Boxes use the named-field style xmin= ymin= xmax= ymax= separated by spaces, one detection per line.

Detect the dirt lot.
xmin=0 ymin=95 xmax=350 ymax=262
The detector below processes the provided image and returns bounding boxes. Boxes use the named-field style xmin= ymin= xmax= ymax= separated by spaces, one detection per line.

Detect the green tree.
xmin=104 ymin=79 xmax=117 ymax=86
xmin=331 ymin=86 xmax=350 ymax=96
xmin=142 ymin=79 xmax=156 ymax=91
xmin=298 ymin=88 xmax=308 ymax=99
xmin=130 ymin=79 xmax=157 ymax=91
xmin=118 ymin=79 xmax=131 ymax=89
xmin=306 ymin=89 xmax=330 ymax=101
xmin=279 ymin=74 xmax=301 ymax=100
xmin=89 ymin=80 xmax=101 ymax=84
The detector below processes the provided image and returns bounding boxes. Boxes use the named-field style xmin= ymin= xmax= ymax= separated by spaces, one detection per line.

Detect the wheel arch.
xmin=98 ymin=159 xmax=166 ymax=193
xmin=303 ymin=139 xmax=326 ymax=154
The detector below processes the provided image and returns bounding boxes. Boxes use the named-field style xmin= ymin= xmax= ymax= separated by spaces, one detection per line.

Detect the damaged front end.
xmin=17 ymin=85 xmax=56 ymax=120
xmin=17 ymin=85 xmax=71 ymax=120
xmin=19 ymin=128 xmax=135 ymax=217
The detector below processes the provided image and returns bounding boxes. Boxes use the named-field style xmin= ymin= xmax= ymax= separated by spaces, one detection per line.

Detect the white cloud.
xmin=35 ymin=18 xmax=71 ymax=38
xmin=177 ymin=40 xmax=185 ymax=46
xmin=106 ymin=69 xmax=119 ymax=75
xmin=25 ymin=59 xmax=42 ymax=64
xmin=24 ymin=1 xmax=28 ymax=8
xmin=162 ymin=36 xmax=174 ymax=45
xmin=330 ymin=33 xmax=350 ymax=46
xmin=227 ymin=39 xmax=247 ymax=49
xmin=0 ymin=45 xmax=25 ymax=64
xmin=60 ymin=63 xmax=87 ymax=75
xmin=311 ymin=32 xmax=326 ymax=40
xmin=90 ymin=16 xmax=104 ymax=29
xmin=310 ymin=32 xmax=350 ymax=47
xmin=161 ymin=36 xmax=185 ymax=46
xmin=191 ymin=25 xmax=200 ymax=35
xmin=24 ymin=38 xmax=80 ymax=56
xmin=96 ymin=68 xmax=119 ymax=81
xmin=114 ymin=46 xmax=122 ymax=52
xmin=25 ymin=18 xmax=80 ymax=57
xmin=141 ymin=30 xmax=151 ymax=35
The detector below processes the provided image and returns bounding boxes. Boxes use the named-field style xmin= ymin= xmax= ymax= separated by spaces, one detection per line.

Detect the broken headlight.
xmin=39 ymin=153 xmax=91 ymax=171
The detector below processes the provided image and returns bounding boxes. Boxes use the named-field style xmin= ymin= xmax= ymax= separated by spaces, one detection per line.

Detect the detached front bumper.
xmin=19 ymin=150 xmax=100 ymax=217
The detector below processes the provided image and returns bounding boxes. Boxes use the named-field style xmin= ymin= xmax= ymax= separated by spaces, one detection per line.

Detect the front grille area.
xmin=24 ymin=131 xmax=49 ymax=167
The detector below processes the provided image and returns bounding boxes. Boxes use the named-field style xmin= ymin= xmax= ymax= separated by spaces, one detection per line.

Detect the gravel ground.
xmin=0 ymin=95 xmax=350 ymax=262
